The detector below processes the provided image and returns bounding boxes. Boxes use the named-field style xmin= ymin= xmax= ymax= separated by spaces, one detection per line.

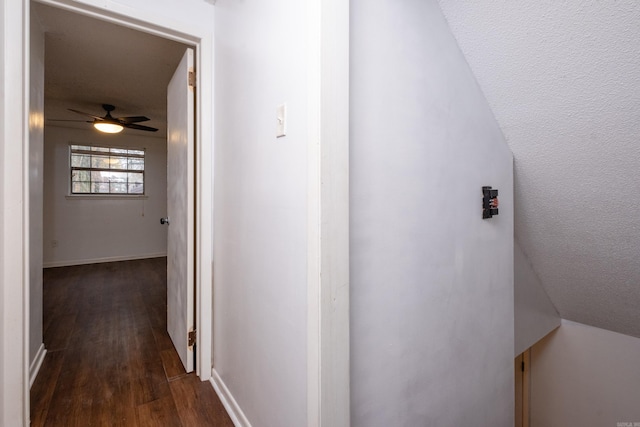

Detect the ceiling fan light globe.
xmin=94 ymin=121 xmax=123 ymax=133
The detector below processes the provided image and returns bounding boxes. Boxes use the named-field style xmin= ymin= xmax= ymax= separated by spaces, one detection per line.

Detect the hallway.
xmin=30 ymin=258 xmax=233 ymax=426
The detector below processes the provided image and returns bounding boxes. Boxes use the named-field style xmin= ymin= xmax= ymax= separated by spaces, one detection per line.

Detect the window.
xmin=70 ymin=144 xmax=145 ymax=195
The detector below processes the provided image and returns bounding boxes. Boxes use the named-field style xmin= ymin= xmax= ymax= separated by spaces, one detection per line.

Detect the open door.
xmin=166 ymin=48 xmax=195 ymax=373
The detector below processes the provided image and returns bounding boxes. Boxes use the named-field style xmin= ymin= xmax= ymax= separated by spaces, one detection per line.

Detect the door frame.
xmin=1 ymin=1 xmax=213 ymax=424
xmin=34 ymin=0 xmax=214 ymax=379
xmin=306 ymin=0 xmax=350 ymax=425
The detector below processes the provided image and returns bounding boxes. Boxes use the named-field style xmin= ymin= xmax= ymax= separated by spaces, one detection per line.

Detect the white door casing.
xmin=166 ymin=47 xmax=195 ymax=373
xmin=9 ymin=2 xmax=214 ymax=425
xmin=306 ymin=0 xmax=350 ymax=425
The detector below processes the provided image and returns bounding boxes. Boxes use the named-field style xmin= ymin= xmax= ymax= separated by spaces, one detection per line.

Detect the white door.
xmin=166 ymin=48 xmax=195 ymax=373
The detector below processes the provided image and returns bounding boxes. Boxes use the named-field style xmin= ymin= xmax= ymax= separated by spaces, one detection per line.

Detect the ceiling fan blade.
xmin=68 ymin=108 xmax=105 ymax=121
xmin=124 ymin=123 xmax=159 ymax=132
xmin=47 ymin=119 xmax=92 ymax=122
xmin=117 ymin=116 xmax=150 ymax=124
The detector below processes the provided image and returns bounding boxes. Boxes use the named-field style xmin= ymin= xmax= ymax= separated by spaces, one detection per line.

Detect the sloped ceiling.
xmin=438 ymin=1 xmax=640 ymax=338
xmin=35 ymin=3 xmax=188 ymax=138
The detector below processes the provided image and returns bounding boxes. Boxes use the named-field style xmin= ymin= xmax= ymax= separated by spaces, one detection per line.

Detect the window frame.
xmin=69 ymin=143 xmax=147 ymax=196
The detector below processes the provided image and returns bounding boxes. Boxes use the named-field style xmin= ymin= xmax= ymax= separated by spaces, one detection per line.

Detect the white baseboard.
xmin=210 ymin=369 xmax=252 ymax=427
xmin=43 ymin=252 xmax=167 ymax=268
xmin=29 ymin=344 xmax=47 ymax=388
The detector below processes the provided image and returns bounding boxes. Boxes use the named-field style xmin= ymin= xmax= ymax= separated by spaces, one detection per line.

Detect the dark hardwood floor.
xmin=31 ymin=258 xmax=233 ymax=426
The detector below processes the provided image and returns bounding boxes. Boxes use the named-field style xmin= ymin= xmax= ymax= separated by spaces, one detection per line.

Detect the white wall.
xmin=43 ymin=126 xmax=167 ymax=266
xmin=213 ymin=1 xmax=309 ymax=426
xmin=514 ymin=240 xmax=560 ymax=356
xmin=29 ymin=7 xmax=46 ymax=376
xmin=350 ymin=1 xmax=514 ymax=426
xmin=531 ymin=319 xmax=640 ymax=426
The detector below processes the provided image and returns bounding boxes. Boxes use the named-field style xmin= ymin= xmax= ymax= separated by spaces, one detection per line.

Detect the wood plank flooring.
xmin=31 ymin=258 xmax=233 ymax=427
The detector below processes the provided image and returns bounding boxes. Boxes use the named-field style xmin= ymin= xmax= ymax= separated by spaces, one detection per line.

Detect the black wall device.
xmin=482 ymin=186 xmax=499 ymax=219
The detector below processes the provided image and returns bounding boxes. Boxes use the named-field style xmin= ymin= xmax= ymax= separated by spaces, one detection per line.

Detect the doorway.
xmin=31 ymin=2 xmax=199 ymax=420
xmin=23 ymin=0 xmax=215 ymax=424
xmin=35 ymin=0 xmax=192 ymax=362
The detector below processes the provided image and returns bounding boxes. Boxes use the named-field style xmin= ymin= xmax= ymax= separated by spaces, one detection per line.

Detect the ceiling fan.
xmin=51 ymin=104 xmax=158 ymax=133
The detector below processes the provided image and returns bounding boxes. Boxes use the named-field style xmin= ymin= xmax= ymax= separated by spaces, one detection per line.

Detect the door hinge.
xmin=188 ymin=329 xmax=197 ymax=347
xmin=188 ymin=70 xmax=196 ymax=88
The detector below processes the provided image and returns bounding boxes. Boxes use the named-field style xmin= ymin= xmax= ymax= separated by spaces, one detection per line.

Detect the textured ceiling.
xmin=437 ymin=1 xmax=640 ymax=338
xmin=35 ymin=3 xmax=188 ymax=138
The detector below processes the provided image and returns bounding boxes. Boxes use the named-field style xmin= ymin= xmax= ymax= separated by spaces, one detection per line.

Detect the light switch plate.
xmin=276 ymin=103 xmax=287 ymax=138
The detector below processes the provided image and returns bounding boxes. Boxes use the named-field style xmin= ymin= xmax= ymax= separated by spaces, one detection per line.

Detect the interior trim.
xmin=29 ymin=344 xmax=47 ymax=389
xmin=210 ymin=369 xmax=252 ymax=427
